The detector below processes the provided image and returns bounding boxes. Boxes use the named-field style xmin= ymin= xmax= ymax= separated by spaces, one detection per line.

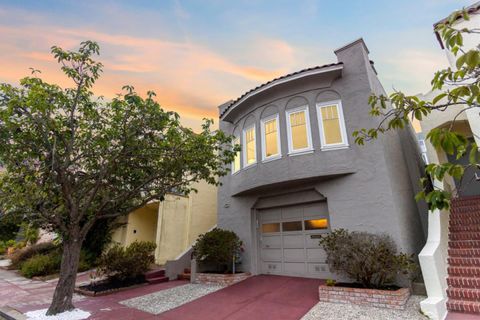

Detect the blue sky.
xmin=0 ymin=0 xmax=473 ymax=129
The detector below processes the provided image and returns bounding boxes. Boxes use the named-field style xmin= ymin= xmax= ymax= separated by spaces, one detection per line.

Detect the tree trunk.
xmin=46 ymin=235 xmax=83 ymax=315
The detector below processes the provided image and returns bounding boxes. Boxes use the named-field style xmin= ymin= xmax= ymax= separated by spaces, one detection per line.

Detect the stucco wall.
xmin=217 ymin=39 xmax=426 ymax=276
xmin=113 ymin=181 xmax=217 ymax=265
xmin=124 ymin=205 xmax=158 ymax=245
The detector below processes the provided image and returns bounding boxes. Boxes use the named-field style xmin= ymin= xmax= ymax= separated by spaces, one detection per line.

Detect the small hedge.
xmin=319 ymin=229 xmax=417 ymax=289
xmin=97 ymin=241 xmax=156 ymax=281
xmin=20 ymin=252 xmax=61 ymax=278
xmin=10 ymin=242 xmax=57 ymax=269
xmin=19 ymin=249 xmax=92 ymax=278
xmin=192 ymin=228 xmax=242 ymax=273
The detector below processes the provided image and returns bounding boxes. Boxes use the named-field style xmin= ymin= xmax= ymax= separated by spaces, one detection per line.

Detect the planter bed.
xmin=75 ymin=276 xmax=148 ymax=297
xmin=195 ymin=272 xmax=250 ymax=286
xmin=318 ymin=284 xmax=410 ymax=310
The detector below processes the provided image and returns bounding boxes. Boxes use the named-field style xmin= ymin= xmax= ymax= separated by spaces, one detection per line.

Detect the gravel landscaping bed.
xmin=301 ymin=295 xmax=427 ymax=320
xmin=119 ymin=283 xmax=224 ymax=315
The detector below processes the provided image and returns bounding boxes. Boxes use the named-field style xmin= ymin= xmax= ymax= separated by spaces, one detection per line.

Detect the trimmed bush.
xmin=192 ymin=228 xmax=243 ymax=273
xmin=319 ymin=229 xmax=417 ymax=289
xmin=97 ymin=241 xmax=156 ymax=281
xmin=20 ymin=253 xmax=61 ymax=278
xmin=10 ymin=242 xmax=57 ymax=269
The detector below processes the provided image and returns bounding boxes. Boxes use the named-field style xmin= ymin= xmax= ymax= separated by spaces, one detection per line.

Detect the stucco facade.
xmin=112 ymin=180 xmax=217 ymax=265
xmin=217 ymin=38 xmax=427 ymax=279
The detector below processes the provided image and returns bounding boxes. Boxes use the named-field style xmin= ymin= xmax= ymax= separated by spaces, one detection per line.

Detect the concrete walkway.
xmin=156 ymin=275 xmax=324 ymax=320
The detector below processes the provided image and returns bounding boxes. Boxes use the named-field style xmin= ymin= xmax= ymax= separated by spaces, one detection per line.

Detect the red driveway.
xmin=157 ymin=275 xmax=324 ymax=320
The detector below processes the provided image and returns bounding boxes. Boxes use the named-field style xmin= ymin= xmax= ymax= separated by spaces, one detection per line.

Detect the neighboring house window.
xmin=261 ymin=115 xmax=281 ymax=161
xmin=243 ymin=125 xmax=256 ymax=166
xmin=232 ymin=137 xmax=241 ymax=173
xmin=317 ymin=100 xmax=348 ymax=150
xmin=286 ymin=106 xmax=313 ymax=154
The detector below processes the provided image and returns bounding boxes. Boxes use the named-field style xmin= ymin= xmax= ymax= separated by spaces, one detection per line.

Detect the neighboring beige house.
xmin=418 ymin=3 xmax=480 ymax=319
xmin=111 ymin=180 xmax=217 ymax=265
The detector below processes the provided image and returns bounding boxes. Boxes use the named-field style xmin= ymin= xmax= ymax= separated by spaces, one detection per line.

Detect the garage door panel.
xmin=307 ymin=263 xmax=331 ymax=276
xmin=283 ymin=248 xmax=305 ymax=261
xmin=261 ymin=248 xmax=282 ymax=261
xmin=306 ymin=248 xmax=327 ymax=262
xmin=305 ymin=235 xmax=324 ymax=247
xmin=261 ymin=208 xmax=281 ymax=222
xmin=262 ymin=262 xmax=282 ymax=274
xmin=284 ymin=262 xmax=306 ymax=275
xmin=303 ymin=203 xmax=328 ymax=219
xmin=283 ymin=234 xmax=304 ymax=248
xmin=262 ymin=235 xmax=281 ymax=248
xmin=281 ymin=206 xmax=303 ymax=219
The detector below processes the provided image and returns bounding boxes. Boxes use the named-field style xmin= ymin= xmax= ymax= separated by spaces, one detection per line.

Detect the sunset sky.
xmin=0 ymin=0 xmax=472 ymax=130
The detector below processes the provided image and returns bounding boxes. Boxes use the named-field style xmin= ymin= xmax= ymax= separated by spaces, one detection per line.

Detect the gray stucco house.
xmin=216 ymin=38 xmax=427 ymax=280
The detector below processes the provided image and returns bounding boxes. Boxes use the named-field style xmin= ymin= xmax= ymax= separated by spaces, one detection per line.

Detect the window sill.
xmin=288 ymin=149 xmax=314 ymax=157
xmin=243 ymin=163 xmax=257 ymax=170
xmin=320 ymin=145 xmax=349 ymax=151
xmin=262 ymin=155 xmax=282 ymax=163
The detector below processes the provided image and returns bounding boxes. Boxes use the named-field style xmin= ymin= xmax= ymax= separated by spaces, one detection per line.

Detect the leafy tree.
xmin=353 ymin=8 xmax=480 ymax=210
xmin=0 ymin=41 xmax=237 ymax=315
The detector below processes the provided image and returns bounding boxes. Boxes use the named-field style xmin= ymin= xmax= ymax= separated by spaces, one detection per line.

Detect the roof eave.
xmin=220 ymin=63 xmax=343 ymax=121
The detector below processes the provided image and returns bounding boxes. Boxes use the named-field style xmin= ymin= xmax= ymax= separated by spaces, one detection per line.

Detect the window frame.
xmin=285 ymin=105 xmax=313 ymax=155
xmin=316 ymin=100 xmax=349 ymax=150
xmin=260 ymin=114 xmax=282 ymax=162
xmin=242 ymin=124 xmax=257 ymax=168
xmin=231 ymin=136 xmax=241 ymax=174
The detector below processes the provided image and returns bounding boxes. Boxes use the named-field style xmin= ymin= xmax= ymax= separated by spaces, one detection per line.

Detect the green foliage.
xmin=82 ymin=218 xmax=123 ymax=265
xmin=20 ymin=253 xmax=62 ymax=278
xmin=97 ymin=241 xmax=156 ymax=281
xmin=325 ymin=279 xmax=336 ymax=287
xmin=353 ymin=8 xmax=480 ymax=210
xmin=0 ymin=40 xmax=237 ymax=313
xmin=319 ymin=229 xmax=418 ymax=289
xmin=10 ymin=241 xmax=57 ymax=269
xmin=0 ymin=40 xmax=237 ymax=239
xmin=192 ymin=228 xmax=243 ymax=273
xmin=18 ymin=223 xmax=40 ymax=245
xmin=0 ymin=212 xmax=22 ymax=242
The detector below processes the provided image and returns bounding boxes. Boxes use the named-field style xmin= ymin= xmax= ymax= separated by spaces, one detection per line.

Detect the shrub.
xmin=20 ymin=253 xmax=61 ymax=278
xmin=192 ymin=228 xmax=243 ymax=273
xmin=319 ymin=229 xmax=417 ymax=289
xmin=10 ymin=242 xmax=57 ymax=269
xmin=82 ymin=218 xmax=124 ymax=266
xmin=97 ymin=241 xmax=156 ymax=281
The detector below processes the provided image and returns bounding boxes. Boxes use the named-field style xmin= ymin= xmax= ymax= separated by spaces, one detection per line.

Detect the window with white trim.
xmin=232 ymin=137 xmax=241 ymax=173
xmin=286 ymin=106 xmax=312 ymax=154
xmin=261 ymin=115 xmax=281 ymax=161
xmin=317 ymin=100 xmax=348 ymax=150
xmin=243 ymin=125 xmax=256 ymax=166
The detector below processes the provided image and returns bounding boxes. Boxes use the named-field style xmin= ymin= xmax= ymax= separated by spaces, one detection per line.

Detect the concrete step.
xmin=448 ymin=276 xmax=480 ymax=289
xmin=448 ymin=266 xmax=480 ymax=277
xmin=449 ymin=240 xmax=480 ymax=249
xmin=449 ymin=257 xmax=480 ymax=267
xmin=145 ymin=269 xmax=166 ymax=280
xmin=146 ymin=276 xmax=169 ymax=284
xmin=449 ymin=248 xmax=480 ymax=258
xmin=447 ymin=287 xmax=480 ymax=301
xmin=447 ymin=298 xmax=480 ymax=314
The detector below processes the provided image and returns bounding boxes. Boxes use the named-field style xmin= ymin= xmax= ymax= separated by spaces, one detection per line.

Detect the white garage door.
xmin=257 ymin=202 xmax=332 ymax=278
